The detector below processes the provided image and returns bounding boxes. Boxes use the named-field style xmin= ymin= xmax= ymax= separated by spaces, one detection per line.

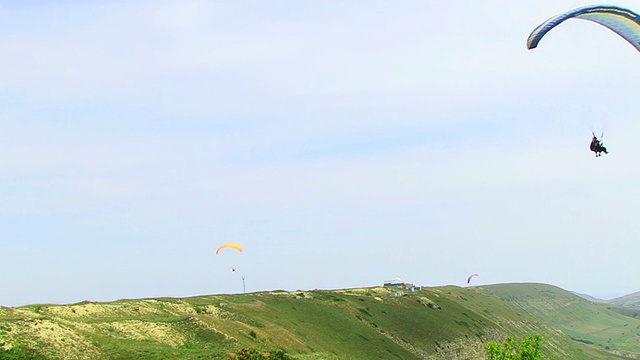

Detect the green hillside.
xmin=608 ymin=291 xmax=640 ymax=307
xmin=479 ymin=283 xmax=640 ymax=358
xmin=0 ymin=284 xmax=635 ymax=359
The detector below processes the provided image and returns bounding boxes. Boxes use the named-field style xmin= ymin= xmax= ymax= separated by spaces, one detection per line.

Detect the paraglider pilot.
xmin=590 ymin=133 xmax=608 ymax=157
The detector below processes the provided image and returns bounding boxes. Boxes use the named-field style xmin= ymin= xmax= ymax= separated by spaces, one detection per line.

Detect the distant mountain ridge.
xmin=572 ymin=289 xmax=640 ymax=307
xmin=570 ymin=291 xmax=606 ymax=303
xmin=606 ymin=291 xmax=640 ymax=307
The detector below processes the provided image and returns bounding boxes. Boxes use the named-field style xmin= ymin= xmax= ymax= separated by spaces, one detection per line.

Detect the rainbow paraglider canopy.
xmin=527 ymin=5 xmax=640 ymax=52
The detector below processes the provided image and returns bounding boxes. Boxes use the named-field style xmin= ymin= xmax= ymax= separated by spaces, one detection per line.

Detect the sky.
xmin=1 ymin=0 xmax=639 ymax=307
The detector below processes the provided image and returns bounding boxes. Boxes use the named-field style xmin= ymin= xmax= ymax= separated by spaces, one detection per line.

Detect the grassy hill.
xmin=0 ymin=283 xmax=637 ymax=359
xmin=571 ymin=291 xmax=605 ymax=303
xmin=608 ymin=291 xmax=640 ymax=307
xmin=479 ymin=283 xmax=640 ymax=359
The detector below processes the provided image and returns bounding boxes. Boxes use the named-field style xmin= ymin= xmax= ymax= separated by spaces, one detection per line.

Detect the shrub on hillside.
xmin=0 ymin=346 xmax=45 ymax=360
xmin=227 ymin=347 xmax=294 ymax=360
xmin=485 ymin=334 xmax=552 ymax=360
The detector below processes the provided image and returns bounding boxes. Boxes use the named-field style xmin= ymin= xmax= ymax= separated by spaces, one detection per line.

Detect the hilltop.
xmin=571 ymin=291 xmax=606 ymax=303
xmin=608 ymin=291 xmax=640 ymax=308
xmin=1 ymin=283 xmax=639 ymax=359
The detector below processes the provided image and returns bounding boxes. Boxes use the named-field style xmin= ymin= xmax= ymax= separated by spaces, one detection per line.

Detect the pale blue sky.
xmin=1 ymin=0 xmax=639 ymax=306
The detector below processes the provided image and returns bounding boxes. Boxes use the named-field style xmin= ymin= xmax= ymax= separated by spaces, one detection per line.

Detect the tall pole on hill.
xmin=242 ymin=276 xmax=246 ymax=293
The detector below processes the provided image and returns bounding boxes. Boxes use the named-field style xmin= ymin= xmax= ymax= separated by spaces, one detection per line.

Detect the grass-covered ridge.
xmin=0 ymin=283 xmax=637 ymax=359
xmin=607 ymin=291 xmax=640 ymax=308
xmin=479 ymin=283 xmax=640 ymax=358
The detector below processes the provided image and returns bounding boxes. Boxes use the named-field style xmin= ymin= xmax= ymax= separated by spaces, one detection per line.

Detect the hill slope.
xmin=571 ymin=291 xmax=605 ymax=303
xmin=0 ymin=284 xmax=635 ymax=359
xmin=608 ymin=291 xmax=640 ymax=307
xmin=480 ymin=283 xmax=640 ymax=359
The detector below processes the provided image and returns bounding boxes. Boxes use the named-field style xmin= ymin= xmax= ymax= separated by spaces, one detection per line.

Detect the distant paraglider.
xmin=215 ymin=242 xmax=243 ymax=254
xmin=590 ymin=132 xmax=608 ymax=157
xmin=216 ymin=242 xmax=246 ymax=291
xmin=527 ymin=5 xmax=640 ymax=53
xmin=467 ymin=274 xmax=479 ymax=284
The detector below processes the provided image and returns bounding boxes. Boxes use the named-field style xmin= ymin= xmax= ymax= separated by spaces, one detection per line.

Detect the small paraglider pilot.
xmin=590 ymin=133 xmax=608 ymax=157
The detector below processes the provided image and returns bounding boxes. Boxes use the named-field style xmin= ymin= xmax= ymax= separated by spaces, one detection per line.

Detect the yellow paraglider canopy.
xmin=216 ymin=242 xmax=243 ymax=254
